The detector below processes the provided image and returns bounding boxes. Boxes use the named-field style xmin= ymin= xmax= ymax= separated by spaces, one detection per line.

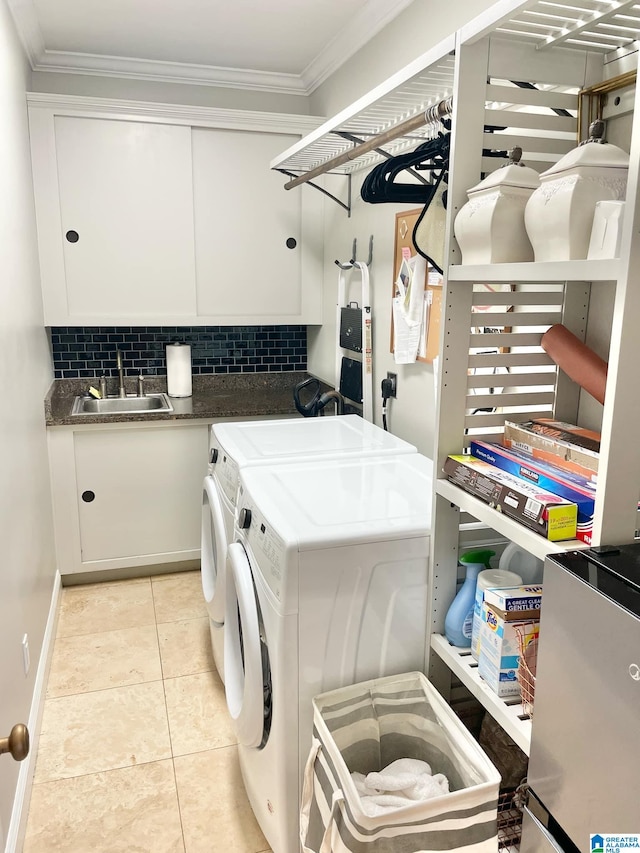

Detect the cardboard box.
xmin=470 ymin=440 xmax=595 ymax=545
xmin=527 ymin=418 xmax=601 ymax=454
xmin=503 ymin=420 xmax=599 ymax=480
xmin=478 ymin=601 xmax=540 ymax=698
xmin=483 ymin=585 xmax=543 ymax=613
xmin=443 ymin=454 xmax=578 ymax=541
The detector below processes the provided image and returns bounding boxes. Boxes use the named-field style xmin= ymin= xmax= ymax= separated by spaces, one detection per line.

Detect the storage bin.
xmin=300 ymin=671 xmax=501 ymax=853
xmin=516 ymin=627 xmax=538 ymax=718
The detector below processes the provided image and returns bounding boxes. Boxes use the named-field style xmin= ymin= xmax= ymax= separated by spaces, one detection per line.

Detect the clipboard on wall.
xmin=390 ymin=208 xmax=442 ymax=363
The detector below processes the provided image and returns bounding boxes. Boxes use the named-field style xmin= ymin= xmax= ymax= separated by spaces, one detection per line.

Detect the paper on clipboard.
xmin=393 ymin=254 xmax=428 ymax=363
xmin=392 ymin=297 xmax=422 ymax=363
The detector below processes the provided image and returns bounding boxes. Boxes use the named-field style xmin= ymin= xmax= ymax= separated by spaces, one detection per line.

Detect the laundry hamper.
xmin=300 ymin=671 xmax=501 ymax=853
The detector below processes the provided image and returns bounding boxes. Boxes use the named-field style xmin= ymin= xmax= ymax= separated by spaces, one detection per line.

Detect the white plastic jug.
xmin=470 ymin=568 xmax=522 ymax=661
xmin=498 ymin=542 xmax=544 ymax=584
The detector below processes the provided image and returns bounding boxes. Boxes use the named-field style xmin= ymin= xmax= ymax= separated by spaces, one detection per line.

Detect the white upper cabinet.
xmin=31 ymin=112 xmax=197 ymax=324
xmin=193 ymin=127 xmax=318 ymax=323
xmin=28 ymin=98 xmax=324 ymax=326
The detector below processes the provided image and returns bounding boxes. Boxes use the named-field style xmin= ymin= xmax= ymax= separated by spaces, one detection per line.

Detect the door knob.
xmin=0 ymin=724 xmax=30 ymax=761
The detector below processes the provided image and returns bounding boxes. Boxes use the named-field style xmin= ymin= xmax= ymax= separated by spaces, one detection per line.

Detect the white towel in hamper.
xmin=352 ymin=758 xmax=450 ymax=816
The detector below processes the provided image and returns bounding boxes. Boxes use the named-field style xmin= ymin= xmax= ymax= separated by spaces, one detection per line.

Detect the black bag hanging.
xmin=412 ymin=168 xmax=448 ymax=274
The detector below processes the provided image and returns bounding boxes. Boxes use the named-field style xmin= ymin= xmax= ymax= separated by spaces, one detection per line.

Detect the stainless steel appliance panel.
xmin=521 ymin=807 xmax=566 ymax=853
xmin=527 ymin=554 xmax=640 ymax=850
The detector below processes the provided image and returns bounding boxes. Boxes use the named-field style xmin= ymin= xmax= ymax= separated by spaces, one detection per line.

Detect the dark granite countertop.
xmin=45 ymin=372 xmax=320 ymax=426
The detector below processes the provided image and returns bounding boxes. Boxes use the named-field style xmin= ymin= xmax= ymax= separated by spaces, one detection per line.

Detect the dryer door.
xmin=201 ymin=477 xmax=228 ymax=625
xmin=224 ymin=542 xmax=270 ymax=749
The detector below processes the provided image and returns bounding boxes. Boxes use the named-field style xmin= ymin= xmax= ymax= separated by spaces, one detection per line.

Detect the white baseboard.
xmin=5 ymin=570 xmax=62 ymax=853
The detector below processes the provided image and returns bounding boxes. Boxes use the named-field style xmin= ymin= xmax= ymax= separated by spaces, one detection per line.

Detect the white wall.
xmin=0 ymin=0 xmax=57 ymax=845
xmin=306 ymin=0 xmax=497 ymax=457
xmin=309 ymin=0 xmax=496 ymax=117
xmin=310 ymin=173 xmax=440 ymax=454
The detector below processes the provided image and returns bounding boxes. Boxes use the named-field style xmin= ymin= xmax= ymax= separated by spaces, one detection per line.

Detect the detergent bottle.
xmin=444 ymin=549 xmax=495 ymax=647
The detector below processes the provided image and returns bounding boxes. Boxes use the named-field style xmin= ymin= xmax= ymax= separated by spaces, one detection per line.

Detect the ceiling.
xmin=8 ymin=0 xmax=415 ymax=95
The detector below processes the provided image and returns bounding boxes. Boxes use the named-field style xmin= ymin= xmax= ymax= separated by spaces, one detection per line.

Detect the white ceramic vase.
xmin=524 ymin=125 xmax=629 ymax=262
xmin=454 ymin=152 xmax=540 ymax=265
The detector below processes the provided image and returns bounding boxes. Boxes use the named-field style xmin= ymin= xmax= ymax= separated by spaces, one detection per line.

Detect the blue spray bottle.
xmin=444 ymin=549 xmax=495 ymax=647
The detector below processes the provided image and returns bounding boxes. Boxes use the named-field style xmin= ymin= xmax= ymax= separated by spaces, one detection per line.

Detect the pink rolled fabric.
xmin=541 ymin=324 xmax=608 ymax=405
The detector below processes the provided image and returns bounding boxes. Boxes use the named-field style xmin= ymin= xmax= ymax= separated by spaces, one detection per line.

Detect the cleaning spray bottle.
xmin=444 ymin=549 xmax=495 ymax=647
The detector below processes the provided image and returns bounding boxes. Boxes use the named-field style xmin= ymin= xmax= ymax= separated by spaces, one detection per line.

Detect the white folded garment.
xmin=352 ymin=758 xmax=449 ymax=816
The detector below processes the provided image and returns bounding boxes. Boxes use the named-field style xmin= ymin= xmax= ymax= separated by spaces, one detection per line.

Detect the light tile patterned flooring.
xmin=23 ymin=571 xmax=272 ymax=853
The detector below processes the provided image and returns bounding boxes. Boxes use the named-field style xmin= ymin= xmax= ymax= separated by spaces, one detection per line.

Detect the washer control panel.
xmin=216 ymin=452 xmax=239 ymax=506
xmin=241 ymin=500 xmax=286 ymax=601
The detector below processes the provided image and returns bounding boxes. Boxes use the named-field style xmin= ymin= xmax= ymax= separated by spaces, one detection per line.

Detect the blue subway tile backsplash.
xmin=50 ymin=326 xmax=307 ymax=380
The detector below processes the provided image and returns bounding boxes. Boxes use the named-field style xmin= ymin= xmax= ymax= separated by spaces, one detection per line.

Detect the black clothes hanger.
xmin=360 ymin=127 xmax=451 ymax=205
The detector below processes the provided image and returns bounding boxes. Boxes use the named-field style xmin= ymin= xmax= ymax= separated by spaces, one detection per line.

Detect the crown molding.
xmin=11 ymin=0 xmax=413 ymax=96
xmin=31 ymin=50 xmax=309 ymax=95
xmin=26 ymin=92 xmax=326 ymax=134
xmin=6 ymin=0 xmax=45 ymax=66
xmin=301 ymin=0 xmax=416 ymax=94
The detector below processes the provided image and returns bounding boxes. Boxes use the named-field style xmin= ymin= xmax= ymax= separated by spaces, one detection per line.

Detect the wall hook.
xmin=334 ymin=235 xmax=374 ymax=269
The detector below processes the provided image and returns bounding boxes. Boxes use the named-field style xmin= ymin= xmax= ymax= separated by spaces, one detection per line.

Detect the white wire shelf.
xmin=435 ymin=478 xmax=587 ymax=562
xmin=462 ymin=0 xmax=640 ymax=54
xmin=447 ymin=258 xmax=620 ymax=283
xmin=270 ymin=34 xmax=456 ymax=177
xmin=430 ymin=633 xmax=532 ymax=756
xmin=272 ymin=0 xmax=631 ymax=187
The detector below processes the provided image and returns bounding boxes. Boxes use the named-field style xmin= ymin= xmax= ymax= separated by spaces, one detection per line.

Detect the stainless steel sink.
xmin=71 ymin=393 xmax=174 ymax=416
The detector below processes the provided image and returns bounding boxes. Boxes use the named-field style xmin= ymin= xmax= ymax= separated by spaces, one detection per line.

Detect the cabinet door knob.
xmin=81 ymin=490 xmax=95 ymax=503
xmin=286 ymin=237 xmax=297 ymax=249
xmin=0 ymin=724 xmax=29 ymax=762
xmin=66 ymin=230 xmax=79 ymax=243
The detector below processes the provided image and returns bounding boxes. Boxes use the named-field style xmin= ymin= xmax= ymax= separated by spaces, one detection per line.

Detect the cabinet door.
xmin=74 ymin=425 xmax=208 ymax=563
xmin=192 ymin=128 xmax=319 ymax=322
xmin=54 ymin=116 xmax=197 ymax=320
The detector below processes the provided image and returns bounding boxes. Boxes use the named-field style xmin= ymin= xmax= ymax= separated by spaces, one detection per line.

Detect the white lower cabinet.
xmin=48 ymin=421 xmax=209 ymax=575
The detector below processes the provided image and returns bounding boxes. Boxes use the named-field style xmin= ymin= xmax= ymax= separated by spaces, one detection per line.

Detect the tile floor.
xmin=23 ymin=571 xmax=272 ymax=853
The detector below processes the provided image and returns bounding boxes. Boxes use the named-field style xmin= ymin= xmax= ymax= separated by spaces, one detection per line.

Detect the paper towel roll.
xmin=166 ymin=343 xmax=192 ymax=398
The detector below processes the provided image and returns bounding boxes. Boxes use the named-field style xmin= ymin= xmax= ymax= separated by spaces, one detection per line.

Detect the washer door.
xmin=201 ymin=477 xmax=228 ymax=625
xmin=224 ymin=542 xmax=270 ymax=749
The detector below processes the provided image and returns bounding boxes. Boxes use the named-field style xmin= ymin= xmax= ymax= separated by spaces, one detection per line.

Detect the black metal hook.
xmin=334 ymin=235 xmax=374 ymax=269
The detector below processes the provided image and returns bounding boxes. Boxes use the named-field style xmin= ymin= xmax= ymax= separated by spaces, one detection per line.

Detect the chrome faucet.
xmin=116 ymin=350 xmax=126 ymax=399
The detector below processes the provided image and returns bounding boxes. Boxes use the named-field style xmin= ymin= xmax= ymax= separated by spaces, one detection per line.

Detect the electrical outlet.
xmin=386 ymin=372 xmax=397 ymax=398
xmin=22 ymin=633 xmax=30 ymax=676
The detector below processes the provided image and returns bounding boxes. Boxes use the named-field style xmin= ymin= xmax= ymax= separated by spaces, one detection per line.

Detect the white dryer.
xmin=224 ymin=453 xmax=433 ymax=853
xmin=201 ymin=416 xmax=417 ymax=681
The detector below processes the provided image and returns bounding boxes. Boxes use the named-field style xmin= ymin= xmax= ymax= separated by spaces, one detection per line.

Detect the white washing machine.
xmin=201 ymin=416 xmax=417 ymax=681
xmin=224 ymin=452 xmax=433 ymax=853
